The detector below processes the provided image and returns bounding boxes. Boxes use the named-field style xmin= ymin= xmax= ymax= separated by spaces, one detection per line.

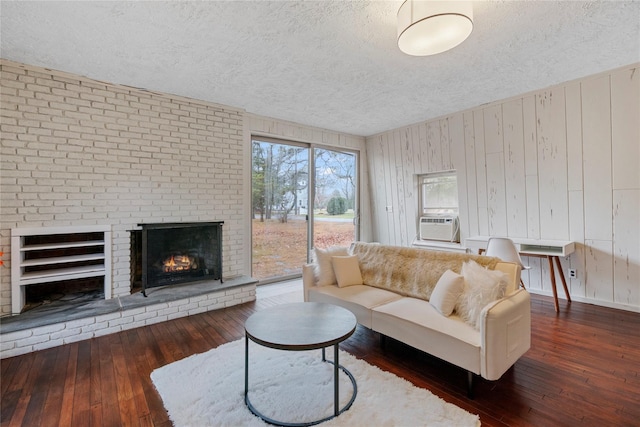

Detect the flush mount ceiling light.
xmin=397 ymin=0 xmax=473 ymax=56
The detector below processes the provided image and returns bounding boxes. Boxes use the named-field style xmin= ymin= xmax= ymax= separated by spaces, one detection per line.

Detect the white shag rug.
xmin=151 ymin=339 xmax=480 ymax=427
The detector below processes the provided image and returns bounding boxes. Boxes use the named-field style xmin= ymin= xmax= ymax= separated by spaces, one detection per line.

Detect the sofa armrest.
xmin=479 ymin=288 xmax=531 ymax=380
xmin=302 ymin=263 xmax=316 ymax=302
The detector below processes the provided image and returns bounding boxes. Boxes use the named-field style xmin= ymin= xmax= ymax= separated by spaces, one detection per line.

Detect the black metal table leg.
xmin=244 ymin=345 xmax=357 ymax=427
xmin=244 ymin=336 xmax=249 ymax=401
xmin=334 ymin=344 xmax=339 ymax=416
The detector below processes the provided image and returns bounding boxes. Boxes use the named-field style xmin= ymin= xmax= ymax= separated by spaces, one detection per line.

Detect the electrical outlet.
xmin=568 ymin=268 xmax=577 ymax=279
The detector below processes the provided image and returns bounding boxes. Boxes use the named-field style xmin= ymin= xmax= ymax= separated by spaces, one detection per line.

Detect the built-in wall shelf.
xmin=11 ymin=225 xmax=112 ymax=315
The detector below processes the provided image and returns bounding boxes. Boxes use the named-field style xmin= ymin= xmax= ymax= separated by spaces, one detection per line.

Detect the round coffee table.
xmin=244 ymin=302 xmax=357 ymax=427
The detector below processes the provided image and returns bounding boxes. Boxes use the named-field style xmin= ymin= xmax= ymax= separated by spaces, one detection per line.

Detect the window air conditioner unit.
xmin=419 ymin=216 xmax=459 ymax=242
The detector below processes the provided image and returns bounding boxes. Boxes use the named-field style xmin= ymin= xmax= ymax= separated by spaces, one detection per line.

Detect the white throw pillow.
xmin=331 ymin=255 xmax=364 ymax=288
xmin=430 ymin=269 xmax=465 ymax=316
xmin=312 ymin=246 xmax=349 ymax=286
xmin=456 ymin=260 xmax=508 ymax=329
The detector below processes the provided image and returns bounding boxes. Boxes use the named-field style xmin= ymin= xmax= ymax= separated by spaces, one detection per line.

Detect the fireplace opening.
xmin=131 ymin=222 xmax=223 ymax=295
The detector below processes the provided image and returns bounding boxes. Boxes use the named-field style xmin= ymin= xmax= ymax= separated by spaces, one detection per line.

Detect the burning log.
xmin=163 ymin=254 xmax=198 ymax=273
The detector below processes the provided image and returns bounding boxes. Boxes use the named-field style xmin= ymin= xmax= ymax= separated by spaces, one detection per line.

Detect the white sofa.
xmin=303 ymin=242 xmax=531 ymax=396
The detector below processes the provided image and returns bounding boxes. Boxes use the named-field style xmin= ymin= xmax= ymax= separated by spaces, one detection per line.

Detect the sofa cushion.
xmin=457 ymin=260 xmax=508 ymax=329
xmin=351 ymin=242 xmax=501 ymax=300
xmin=430 ymin=269 xmax=465 ymax=316
xmin=332 ymin=255 xmax=364 ymax=287
xmin=308 ymin=285 xmax=403 ymax=328
xmin=372 ymin=298 xmax=481 ymax=374
xmin=311 ymin=246 xmax=349 ymax=286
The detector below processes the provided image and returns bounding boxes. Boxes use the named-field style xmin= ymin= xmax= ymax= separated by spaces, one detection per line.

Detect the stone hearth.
xmin=0 ymin=276 xmax=256 ymax=359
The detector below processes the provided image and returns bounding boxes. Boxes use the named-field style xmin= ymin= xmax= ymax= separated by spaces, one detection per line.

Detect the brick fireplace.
xmin=0 ymin=60 xmax=258 ymax=358
xmin=0 ymin=58 xmax=259 ymax=361
xmin=0 ymin=59 xmax=249 ymax=319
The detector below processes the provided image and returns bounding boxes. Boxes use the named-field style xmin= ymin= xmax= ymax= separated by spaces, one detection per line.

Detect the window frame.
xmin=418 ymin=170 xmax=459 ymax=216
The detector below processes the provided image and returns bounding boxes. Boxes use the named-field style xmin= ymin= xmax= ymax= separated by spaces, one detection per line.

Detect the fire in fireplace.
xmin=163 ymin=253 xmax=198 ymax=273
xmin=131 ymin=222 xmax=223 ymax=296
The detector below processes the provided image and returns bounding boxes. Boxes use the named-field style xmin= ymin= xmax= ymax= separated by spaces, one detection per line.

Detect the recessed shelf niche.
xmin=11 ymin=225 xmax=112 ymax=315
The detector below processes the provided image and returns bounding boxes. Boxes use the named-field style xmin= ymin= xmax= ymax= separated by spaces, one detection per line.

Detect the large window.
xmin=251 ymin=137 xmax=358 ymax=283
xmin=419 ymin=171 xmax=458 ymax=215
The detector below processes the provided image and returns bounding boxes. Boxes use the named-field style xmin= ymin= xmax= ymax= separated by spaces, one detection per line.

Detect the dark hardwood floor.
xmin=2 ymin=284 xmax=639 ymax=427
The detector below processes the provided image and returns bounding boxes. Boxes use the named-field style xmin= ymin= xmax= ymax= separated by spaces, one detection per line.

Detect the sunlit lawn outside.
xmin=252 ymin=217 xmax=355 ymax=281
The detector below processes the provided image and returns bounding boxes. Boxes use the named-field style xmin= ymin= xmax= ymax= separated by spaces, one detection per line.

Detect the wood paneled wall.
xmin=365 ymin=64 xmax=639 ymax=312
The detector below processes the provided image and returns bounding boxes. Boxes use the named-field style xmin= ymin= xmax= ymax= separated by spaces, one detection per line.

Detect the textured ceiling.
xmin=2 ymin=1 xmax=639 ymax=136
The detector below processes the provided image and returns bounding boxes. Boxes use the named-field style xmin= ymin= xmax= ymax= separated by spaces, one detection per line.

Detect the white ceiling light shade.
xmin=397 ymin=0 xmax=473 ymax=56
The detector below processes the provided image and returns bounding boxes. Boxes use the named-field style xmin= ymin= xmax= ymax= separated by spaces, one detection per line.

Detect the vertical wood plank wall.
xmin=365 ymin=64 xmax=640 ymax=312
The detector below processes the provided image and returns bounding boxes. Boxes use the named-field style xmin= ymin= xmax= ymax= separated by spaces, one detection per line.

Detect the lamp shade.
xmin=397 ymin=0 xmax=473 ymax=56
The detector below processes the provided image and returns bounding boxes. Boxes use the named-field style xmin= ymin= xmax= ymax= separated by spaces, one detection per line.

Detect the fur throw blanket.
xmin=351 ymin=242 xmax=500 ymax=301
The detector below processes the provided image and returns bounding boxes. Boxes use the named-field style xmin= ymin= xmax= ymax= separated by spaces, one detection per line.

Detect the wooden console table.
xmin=465 ymin=236 xmax=575 ymax=313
